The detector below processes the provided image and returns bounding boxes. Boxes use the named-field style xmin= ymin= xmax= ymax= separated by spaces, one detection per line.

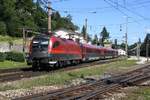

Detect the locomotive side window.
xmin=53 ymin=41 xmax=60 ymax=48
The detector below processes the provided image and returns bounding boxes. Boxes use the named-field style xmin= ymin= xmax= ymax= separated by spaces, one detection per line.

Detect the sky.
xmin=50 ymin=0 xmax=150 ymax=45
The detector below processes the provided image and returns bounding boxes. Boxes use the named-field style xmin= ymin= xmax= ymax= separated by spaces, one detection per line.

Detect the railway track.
xmin=14 ymin=64 xmax=150 ymax=100
xmin=0 ymin=58 xmax=120 ymax=83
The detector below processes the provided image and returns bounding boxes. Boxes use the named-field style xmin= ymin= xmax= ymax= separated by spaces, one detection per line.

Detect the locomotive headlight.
xmin=33 ymin=41 xmax=39 ymax=44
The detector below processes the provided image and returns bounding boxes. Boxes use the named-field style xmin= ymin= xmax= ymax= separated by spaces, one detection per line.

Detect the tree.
xmin=140 ymin=34 xmax=150 ymax=56
xmin=112 ymin=39 xmax=118 ymax=49
xmin=100 ymin=27 xmax=109 ymax=46
xmin=92 ymin=34 xmax=98 ymax=45
xmin=0 ymin=0 xmax=79 ymax=37
xmin=81 ymin=25 xmax=86 ymax=39
xmin=120 ymin=43 xmax=126 ymax=50
xmin=51 ymin=13 xmax=78 ymax=31
xmin=0 ymin=21 xmax=7 ymax=35
xmin=87 ymin=34 xmax=92 ymax=42
xmin=115 ymin=39 xmax=117 ymax=47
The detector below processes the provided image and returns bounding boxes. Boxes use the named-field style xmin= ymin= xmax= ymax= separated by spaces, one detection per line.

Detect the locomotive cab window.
xmin=32 ymin=37 xmax=49 ymax=49
xmin=53 ymin=41 xmax=60 ymax=48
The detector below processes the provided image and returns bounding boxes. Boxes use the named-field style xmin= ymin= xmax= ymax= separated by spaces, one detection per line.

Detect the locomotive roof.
xmin=33 ymin=34 xmax=50 ymax=39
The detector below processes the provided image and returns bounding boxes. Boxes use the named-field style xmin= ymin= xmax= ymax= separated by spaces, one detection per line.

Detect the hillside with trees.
xmin=0 ymin=0 xmax=78 ymax=37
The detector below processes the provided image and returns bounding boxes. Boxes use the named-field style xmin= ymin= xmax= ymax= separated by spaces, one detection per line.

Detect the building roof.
xmin=54 ymin=28 xmax=83 ymax=36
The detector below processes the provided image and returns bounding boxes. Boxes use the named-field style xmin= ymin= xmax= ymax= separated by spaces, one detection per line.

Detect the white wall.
xmin=118 ymin=49 xmax=126 ymax=55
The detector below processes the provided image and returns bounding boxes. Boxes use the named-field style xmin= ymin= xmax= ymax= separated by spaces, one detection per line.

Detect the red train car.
xmin=81 ymin=44 xmax=102 ymax=61
xmin=81 ymin=44 xmax=118 ymax=61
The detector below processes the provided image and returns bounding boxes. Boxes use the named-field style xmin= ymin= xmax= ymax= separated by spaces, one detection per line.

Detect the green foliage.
xmin=81 ymin=25 xmax=86 ymax=39
xmin=0 ymin=35 xmax=22 ymax=45
xmin=5 ymin=52 xmax=25 ymax=62
xmin=80 ymin=25 xmax=92 ymax=42
xmin=0 ymin=0 xmax=79 ymax=37
xmin=51 ymin=12 xmax=79 ymax=31
xmin=0 ymin=52 xmax=6 ymax=62
xmin=0 ymin=61 xmax=27 ymax=69
xmin=0 ymin=21 xmax=7 ymax=35
xmin=92 ymin=34 xmax=99 ymax=45
xmin=112 ymin=39 xmax=118 ymax=49
xmin=120 ymin=43 xmax=126 ymax=50
xmin=100 ymin=27 xmax=110 ymax=46
xmin=140 ymin=34 xmax=150 ymax=56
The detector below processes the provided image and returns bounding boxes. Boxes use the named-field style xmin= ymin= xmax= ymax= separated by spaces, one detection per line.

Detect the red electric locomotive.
xmin=29 ymin=34 xmax=82 ymax=69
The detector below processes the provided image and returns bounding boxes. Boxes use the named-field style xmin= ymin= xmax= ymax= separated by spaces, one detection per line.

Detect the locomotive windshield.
xmin=31 ymin=35 xmax=50 ymax=52
xmin=32 ymin=38 xmax=49 ymax=46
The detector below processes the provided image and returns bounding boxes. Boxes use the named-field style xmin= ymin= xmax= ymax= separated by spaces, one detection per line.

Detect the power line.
xmin=77 ymin=19 xmax=144 ymax=29
xmin=108 ymin=0 xmax=150 ymax=20
xmin=104 ymin=0 xmax=129 ymax=17
xmin=120 ymin=0 xmax=150 ymax=7
xmin=39 ymin=0 xmax=150 ymax=15
xmin=129 ymin=0 xmax=150 ymax=5
xmin=104 ymin=0 xmax=143 ymax=25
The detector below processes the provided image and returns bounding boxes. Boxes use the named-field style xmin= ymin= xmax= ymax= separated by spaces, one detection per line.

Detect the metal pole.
xmin=137 ymin=42 xmax=140 ymax=61
xmin=85 ymin=18 xmax=88 ymax=43
xmin=139 ymin=42 xmax=141 ymax=61
xmin=125 ymin=16 xmax=128 ymax=58
xmin=146 ymin=43 xmax=149 ymax=62
xmin=48 ymin=2 xmax=51 ymax=33
xmin=23 ymin=28 xmax=25 ymax=52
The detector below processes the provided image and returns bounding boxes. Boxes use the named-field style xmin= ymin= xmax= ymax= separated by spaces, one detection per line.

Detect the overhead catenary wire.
xmin=107 ymin=0 xmax=150 ymax=21
xmin=39 ymin=0 xmax=150 ymax=16
xmin=103 ymin=0 xmax=141 ymax=25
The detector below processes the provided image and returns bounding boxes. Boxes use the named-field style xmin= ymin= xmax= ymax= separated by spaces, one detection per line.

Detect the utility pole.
xmin=146 ymin=40 xmax=149 ymax=62
xmin=48 ymin=1 xmax=51 ymax=33
xmin=125 ymin=16 xmax=128 ymax=58
xmin=85 ymin=18 xmax=88 ymax=43
xmin=136 ymin=41 xmax=140 ymax=61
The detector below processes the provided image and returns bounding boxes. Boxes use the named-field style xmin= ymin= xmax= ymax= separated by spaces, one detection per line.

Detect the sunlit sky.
xmin=50 ymin=0 xmax=150 ymax=44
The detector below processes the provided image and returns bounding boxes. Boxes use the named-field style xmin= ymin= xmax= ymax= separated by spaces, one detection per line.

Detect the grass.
xmin=122 ymin=87 xmax=150 ymax=100
xmin=0 ymin=59 xmax=137 ymax=91
xmin=0 ymin=61 xmax=28 ymax=69
xmin=0 ymin=35 xmax=23 ymax=44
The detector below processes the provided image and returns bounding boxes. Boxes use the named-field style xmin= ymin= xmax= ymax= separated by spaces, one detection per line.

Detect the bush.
xmin=5 ymin=52 xmax=25 ymax=62
xmin=0 ymin=52 xmax=6 ymax=62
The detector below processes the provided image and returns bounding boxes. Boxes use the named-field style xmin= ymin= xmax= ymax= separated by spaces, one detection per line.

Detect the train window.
xmin=41 ymin=41 xmax=49 ymax=45
xmin=53 ymin=41 xmax=60 ymax=48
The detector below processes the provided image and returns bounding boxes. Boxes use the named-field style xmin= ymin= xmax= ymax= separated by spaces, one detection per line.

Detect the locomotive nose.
xmin=31 ymin=35 xmax=50 ymax=59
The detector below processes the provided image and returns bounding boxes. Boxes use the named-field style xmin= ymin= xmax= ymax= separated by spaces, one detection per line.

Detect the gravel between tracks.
xmin=0 ymin=86 xmax=61 ymax=99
